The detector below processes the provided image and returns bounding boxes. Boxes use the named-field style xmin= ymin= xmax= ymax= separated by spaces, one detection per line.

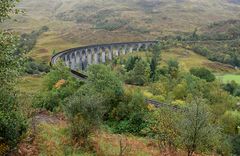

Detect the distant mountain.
xmin=1 ymin=0 xmax=240 ymax=44
xmin=228 ymin=0 xmax=240 ymax=4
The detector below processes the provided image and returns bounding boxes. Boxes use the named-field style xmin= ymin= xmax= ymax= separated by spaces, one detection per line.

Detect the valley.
xmin=1 ymin=0 xmax=240 ymax=156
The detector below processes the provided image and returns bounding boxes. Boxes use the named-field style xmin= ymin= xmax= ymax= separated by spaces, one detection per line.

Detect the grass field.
xmin=162 ymin=48 xmax=237 ymax=72
xmin=16 ymin=75 xmax=45 ymax=94
xmin=217 ymin=74 xmax=240 ymax=84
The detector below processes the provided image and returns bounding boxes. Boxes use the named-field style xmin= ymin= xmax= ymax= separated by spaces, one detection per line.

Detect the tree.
xmin=87 ymin=64 xmax=123 ymax=116
xmin=191 ymin=28 xmax=199 ymax=41
xmin=190 ymin=67 xmax=215 ymax=82
xmin=223 ymin=81 xmax=239 ymax=95
xmin=126 ymin=60 xmax=150 ymax=86
xmin=0 ymin=0 xmax=20 ymax=22
xmin=109 ymin=91 xmax=148 ymax=134
xmin=151 ymin=42 xmax=161 ymax=60
xmin=87 ymin=64 xmax=123 ymax=96
xmin=167 ymin=59 xmax=179 ymax=79
xmin=221 ymin=111 xmax=240 ymax=135
xmin=125 ymin=56 xmax=141 ymax=72
xmin=233 ymin=87 xmax=240 ymax=97
xmin=150 ymin=43 xmax=161 ymax=81
xmin=150 ymin=57 xmax=157 ymax=80
xmin=0 ymin=0 xmax=27 ymax=148
xmin=64 ymin=86 xmax=105 ymax=145
xmin=232 ymin=135 xmax=240 ymax=155
xmin=178 ymin=98 xmax=221 ymax=156
xmin=150 ymin=107 xmax=182 ymax=153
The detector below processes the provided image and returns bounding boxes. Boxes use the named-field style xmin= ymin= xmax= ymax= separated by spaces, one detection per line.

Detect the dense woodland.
xmin=0 ymin=0 xmax=240 ymax=156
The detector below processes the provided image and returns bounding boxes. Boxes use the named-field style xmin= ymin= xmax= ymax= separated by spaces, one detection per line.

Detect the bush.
xmin=95 ymin=19 xmax=129 ymax=31
xmin=147 ymin=107 xmax=182 ymax=150
xmin=33 ymin=62 xmax=81 ymax=111
xmin=232 ymin=135 xmax=240 ymax=155
xmin=111 ymin=113 xmax=148 ymax=134
xmin=0 ymin=88 xmax=27 ymax=147
xmin=221 ymin=111 xmax=240 ymax=135
xmin=64 ymin=86 xmax=105 ymax=144
xmin=87 ymin=64 xmax=124 ymax=116
xmin=190 ymin=67 xmax=215 ymax=82
xmin=33 ymin=91 xmax=60 ymax=111
xmin=0 ymin=111 xmax=27 ymax=147
xmin=167 ymin=59 xmax=179 ymax=79
xmin=25 ymin=58 xmax=50 ymax=74
xmin=223 ymin=81 xmax=239 ymax=95
xmin=109 ymin=91 xmax=148 ymax=135
xmin=125 ymin=60 xmax=150 ymax=86
xmin=125 ymin=56 xmax=141 ymax=72
xmin=233 ymin=88 xmax=240 ymax=97
xmin=192 ymin=46 xmax=210 ymax=56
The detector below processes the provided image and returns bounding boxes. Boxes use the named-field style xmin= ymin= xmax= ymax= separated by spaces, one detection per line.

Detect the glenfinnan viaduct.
xmin=51 ymin=41 xmax=157 ymax=72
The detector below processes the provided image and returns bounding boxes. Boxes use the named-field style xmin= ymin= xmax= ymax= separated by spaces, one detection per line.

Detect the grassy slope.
xmin=216 ymin=74 xmax=240 ymax=84
xmin=16 ymin=75 xmax=45 ymax=94
xmin=162 ymin=47 xmax=236 ymax=72
xmin=34 ymin=122 xmax=187 ymax=156
xmin=2 ymin=0 xmax=240 ymax=40
xmin=3 ymin=0 xmax=238 ymax=65
xmin=28 ymin=31 xmax=80 ymax=63
xmin=2 ymin=0 xmax=238 ymax=65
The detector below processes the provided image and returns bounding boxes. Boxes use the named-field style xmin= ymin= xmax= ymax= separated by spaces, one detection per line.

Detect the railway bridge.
xmin=51 ymin=41 xmax=157 ymax=71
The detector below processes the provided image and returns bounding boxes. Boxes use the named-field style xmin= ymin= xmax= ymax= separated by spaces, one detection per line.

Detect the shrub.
xmin=223 ymin=81 xmax=239 ymax=95
xmin=33 ymin=91 xmax=60 ymax=111
xmin=233 ymin=88 xmax=240 ymax=97
xmin=95 ymin=19 xmax=129 ymax=31
xmin=221 ymin=111 xmax=240 ymax=135
xmin=190 ymin=67 xmax=215 ymax=82
xmin=64 ymin=86 xmax=105 ymax=144
xmin=109 ymin=91 xmax=148 ymax=135
xmin=25 ymin=58 xmax=50 ymax=74
xmin=87 ymin=64 xmax=124 ymax=116
xmin=125 ymin=60 xmax=150 ymax=86
xmin=0 ymin=88 xmax=27 ymax=147
xmin=167 ymin=59 xmax=179 ymax=79
xmin=112 ymin=113 xmax=147 ymax=134
xmin=33 ymin=62 xmax=81 ymax=111
xmin=232 ymin=135 xmax=240 ymax=155
xmin=125 ymin=56 xmax=141 ymax=72
xmin=147 ymin=107 xmax=182 ymax=151
xmin=192 ymin=46 xmax=210 ymax=56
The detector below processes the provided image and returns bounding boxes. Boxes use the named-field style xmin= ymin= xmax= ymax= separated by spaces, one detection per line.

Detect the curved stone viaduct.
xmin=50 ymin=41 xmax=181 ymax=110
xmin=51 ymin=41 xmax=157 ymax=72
